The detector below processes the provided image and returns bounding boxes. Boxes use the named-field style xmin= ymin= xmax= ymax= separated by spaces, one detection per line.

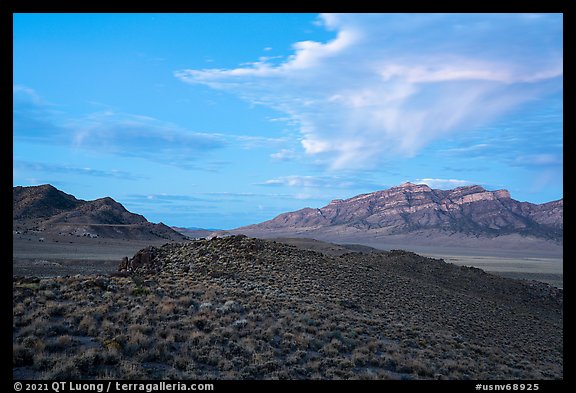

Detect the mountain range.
xmin=13 ymin=184 xmax=186 ymax=241
xmin=13 ymin=183 xmax=563 ymax=253
xmin=234 ymin=182 xmax=562 ymax=253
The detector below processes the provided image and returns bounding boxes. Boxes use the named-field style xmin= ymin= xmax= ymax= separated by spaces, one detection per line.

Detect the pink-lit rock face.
xmin=455 ymin=191 xmax=496 ymax=204
xmin=494 ymin=189 xmax=511 ymax=199
xmin=237 ymin=183 xmax=562 ymax=241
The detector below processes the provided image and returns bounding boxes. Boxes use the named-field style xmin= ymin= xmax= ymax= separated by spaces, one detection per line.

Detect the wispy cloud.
xmin=440 ymin=144 xmax=490 ymax=155
xmin=13 ymin=85 xmax=68 ymax=143
xmin=258 ymin=175 xmax=384 ymax=190
xmin=260 ymin=176 xmax=328 ymax=188
xmin=176 ymin=13 xmax=562 ymax=170
xmin=270 ymin=149 xmax=298 ymax=161
xmin=13 ymin=86 xmax=228 ymax=169
xmin=232 ymin=135 xmax=290 ymax=149
xmin=127 ymin=191 xmax=330 ymax=204
xmin=68 ymin=111 xmax=227 ymax=164
xmin=13 ymin=160 xmax=146 ymax=180
xmin=512 ymin=154 xmax=563 ymax=167
xmin=124 ymin=193 xmax=207 ymax=204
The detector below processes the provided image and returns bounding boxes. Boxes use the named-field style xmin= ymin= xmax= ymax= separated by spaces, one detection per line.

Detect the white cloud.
xmin=233 ymin=135 xmax=290 ymax=149
xmin=261 ymin=176 xmax=322 ymax=188
xmin=175 ymin=13 xmax=562 ymax=170
xmin=258 ymin=175 xmax=383 ymax=190
xmin=270 ymin=149 xmax=298 ymax=161
xmin=415 ymin=178 xmax=478 ymax=189
xmin=441 ymin=144 xmax=490 ymax=154
xmin=13 ymin=85 xmax=42 ymax=103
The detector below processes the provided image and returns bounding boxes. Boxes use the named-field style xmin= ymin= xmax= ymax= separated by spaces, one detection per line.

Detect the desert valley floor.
xmin=13 ymin=233 xmax=563 ymax=288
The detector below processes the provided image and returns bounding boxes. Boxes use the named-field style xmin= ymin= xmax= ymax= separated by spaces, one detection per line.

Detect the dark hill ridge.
xmin=108 ymin=235 xmax=561 ymax=379
xmin=235 ymin=182 xmax=563 ymax=247
xmin=45 ymin=196 xmax=147 ymax=226
xmin=13 ymin=184 xmax=186 ymax=241
xmin=13 ymin=184 xmax=81 ymax=220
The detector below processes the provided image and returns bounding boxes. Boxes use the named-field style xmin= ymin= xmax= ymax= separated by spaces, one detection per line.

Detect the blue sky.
xmin=13 ymin=13 xmax=563 ymax=229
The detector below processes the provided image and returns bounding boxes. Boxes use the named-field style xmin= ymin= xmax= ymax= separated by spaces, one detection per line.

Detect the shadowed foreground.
xmin=13 ymin=236 xmax=562 ymax=380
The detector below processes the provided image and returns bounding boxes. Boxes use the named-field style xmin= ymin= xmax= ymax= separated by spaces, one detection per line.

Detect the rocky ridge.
xmin=113 ymin=235 xmax=562 ymax=379
xmin=235 ymin=182 xmax=563 ymax=245
xmin=13 ymin=184 xmax=186 ymax=241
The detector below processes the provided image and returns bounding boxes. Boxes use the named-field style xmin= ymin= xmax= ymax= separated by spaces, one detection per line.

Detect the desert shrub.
xmin=158 ymin=301 xmax=176 ymax=316
xmin=45 ymin=302 xmax=66 ymax=317
xmin=101 ymin=347 xmax=121 ymax=366
xmin=21 ymin=335 xmax=43 ymax=350
xmin=101 ymin=319 xmax=120 ymax=337
xmin=46 ymin=322 xmax=72 ymax=337
xmin=96 ymin=367 xmax=119 ymax=379
xmin=351 ymin=347 xmax=370 ymax=366
xmin=13 ymin=343 xmax=33 ymax=366
xmin=192 ymin=316 xmax=212 ymax=332
xmin=32 ymin=351 xmax=54 ymax=371
xmin=103 ymin=337 xmax=123 ymax=352
xmin=42 ymin=357 xmax=81 ymax=380
xmin=78 ymin=315 xmax=98 ymax=336
xmin=76 ymin=348 xmax=103 ymax=372
xmin=173 ymin=354 xmax=192 ymax=371
xmin=118 ymin=360 xmax=147 ymax=379
xmin=13 ymin=302 xmax=26 ymax=317
xmin=131 ymin=286 xmax=151 ymax=296
xmin=128 ymin=330 xmax=150 ymax=347
xmin=45 ymin=335 xmax=74 ymax=352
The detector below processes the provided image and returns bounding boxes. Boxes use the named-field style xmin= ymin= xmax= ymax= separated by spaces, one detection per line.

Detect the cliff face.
xmin=237 ymin=183 xmax=563 ymax=242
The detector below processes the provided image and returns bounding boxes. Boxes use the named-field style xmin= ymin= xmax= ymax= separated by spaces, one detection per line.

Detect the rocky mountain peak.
xmin=396 ymin=181 xmax=431 ymax=191
xmin=13 ymin=184 xmax=82 ymax=220
xmin=236 ymin=183 xmax=562 ymax=244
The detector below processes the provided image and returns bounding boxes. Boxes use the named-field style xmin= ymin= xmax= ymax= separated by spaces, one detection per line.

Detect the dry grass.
xmin=13 ymin=236 xmax=563 ymax=380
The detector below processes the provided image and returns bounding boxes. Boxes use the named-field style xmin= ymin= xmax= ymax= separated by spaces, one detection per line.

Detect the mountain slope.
xmin=235 ymin=183 xmax=562 ymax=249
xmin=13 ymin=184 xmax=82 ymax=220
xmin=107 ymin=235 xmax=561 ymax=379
xmin=13 ymin=184 xmax=186 ymax=241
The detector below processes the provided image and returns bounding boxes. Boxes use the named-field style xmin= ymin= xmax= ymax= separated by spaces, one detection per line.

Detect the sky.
xmin=13 ymin=13 xmax=563 ymax=229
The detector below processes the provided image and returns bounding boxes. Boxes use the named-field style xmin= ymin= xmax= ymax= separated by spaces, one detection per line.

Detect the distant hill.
xmin=233 ymin=183 xmax=563 ymax=253
xmin=13 ymin=184 xmax=187 ymax=241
